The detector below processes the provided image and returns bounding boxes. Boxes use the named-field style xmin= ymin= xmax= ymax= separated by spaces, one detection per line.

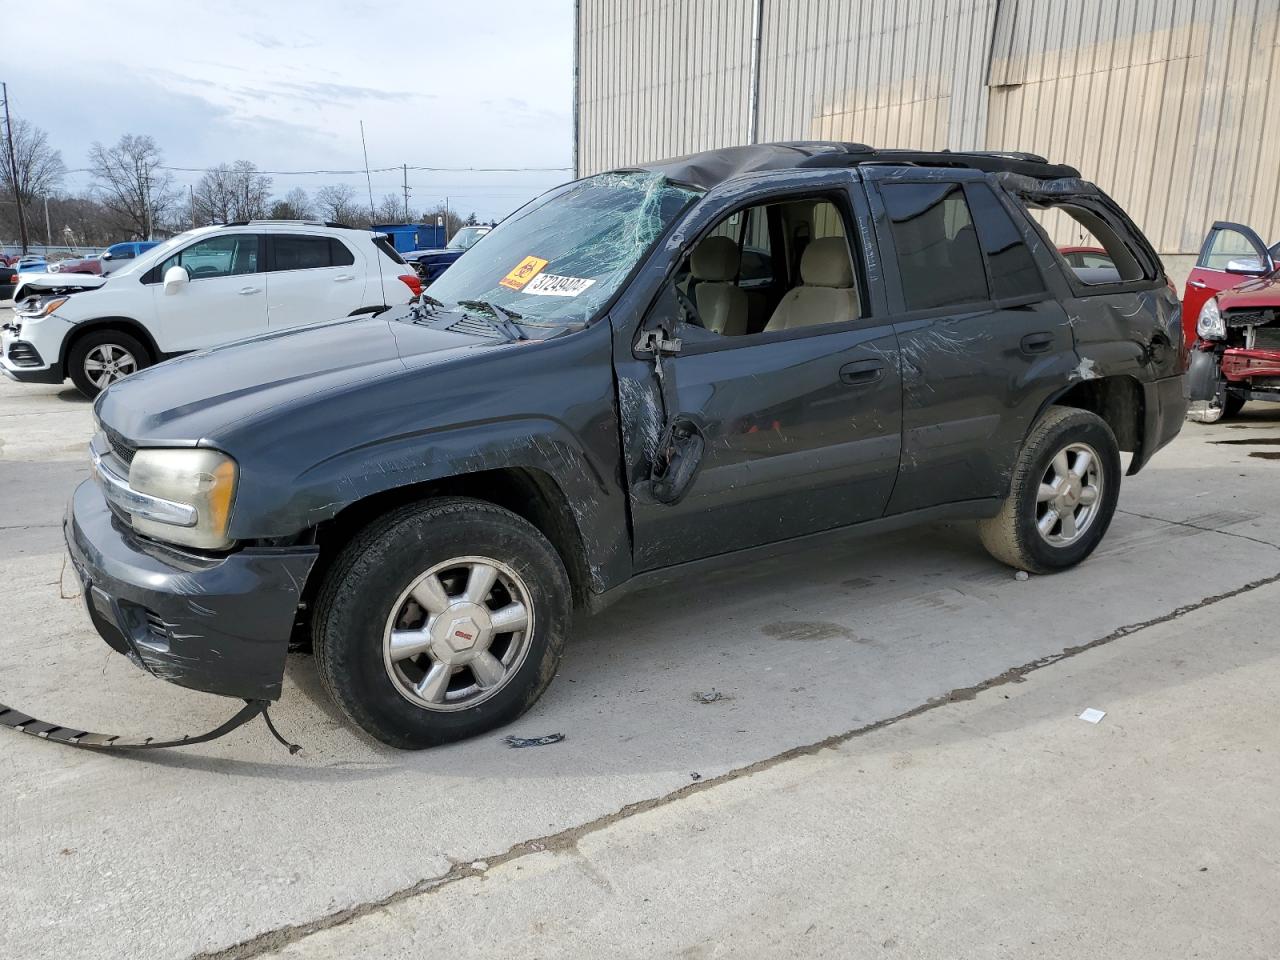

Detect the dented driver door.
xmin=612 ymin=170 xmax=904 ymax=572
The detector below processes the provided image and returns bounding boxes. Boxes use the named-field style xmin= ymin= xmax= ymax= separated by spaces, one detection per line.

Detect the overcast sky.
xmin=7 ymin=0 xmax=574 ymax=221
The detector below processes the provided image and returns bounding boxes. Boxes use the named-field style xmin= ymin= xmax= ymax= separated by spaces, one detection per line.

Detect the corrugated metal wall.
xmin=576 ymin=0 xmax=1280 ymax=258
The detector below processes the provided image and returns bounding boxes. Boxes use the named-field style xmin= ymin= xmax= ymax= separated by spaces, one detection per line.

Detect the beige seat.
xmin=690 ymin=236 xmax=749 ymax=337
xmin=764 ymin=237 xmax=858 ymax=332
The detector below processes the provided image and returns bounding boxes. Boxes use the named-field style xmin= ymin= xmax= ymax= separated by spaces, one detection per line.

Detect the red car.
xmin=1184 ymin=221 xmax=1280 ymax=420
xmin=52 ymin=256 xmax=104 ymax=275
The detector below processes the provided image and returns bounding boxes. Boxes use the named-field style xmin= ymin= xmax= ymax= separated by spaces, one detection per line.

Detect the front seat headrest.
xmin=691 ymin=235 xmax=740 ymax=283
xmin=800 ymin=237 xmax=854 ymax=288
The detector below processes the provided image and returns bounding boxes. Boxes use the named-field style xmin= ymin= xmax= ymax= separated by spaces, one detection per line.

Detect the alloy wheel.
xmin=1035 ymin=441 xmax=1103 ymax=547
xmin=382 ymin=556 xmax=534 ymax=712
xmin=83 ymin=344 xmax=138 ymax=388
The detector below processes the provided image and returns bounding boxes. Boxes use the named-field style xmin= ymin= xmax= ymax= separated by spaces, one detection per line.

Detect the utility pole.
xmin=43 ymin=194 xmax=51 ymax=245
xmin=1 ymin=82 xmax=30 ymax=253
xmin=189 ymin=184 xmax=195 ymax=229
xmin=445 ymin=195 xmax=451 ymax=244
xmin=402 ymin=163 xmax=410 ymax=222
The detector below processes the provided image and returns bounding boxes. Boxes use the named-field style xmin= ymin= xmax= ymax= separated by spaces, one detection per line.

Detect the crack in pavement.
xmin=192 ymin=567 xmax=1280 ymax=960
xmin=1116 ymin=508 xmax=1280 ymax=552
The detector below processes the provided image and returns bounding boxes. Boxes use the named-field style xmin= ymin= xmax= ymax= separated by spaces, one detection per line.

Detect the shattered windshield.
xmin=424 ymin=172 xmax=703 ymax=326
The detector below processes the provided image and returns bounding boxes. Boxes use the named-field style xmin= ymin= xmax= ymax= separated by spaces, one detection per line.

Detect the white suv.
xmin=3 ymin=221 xmax=422 ymax=397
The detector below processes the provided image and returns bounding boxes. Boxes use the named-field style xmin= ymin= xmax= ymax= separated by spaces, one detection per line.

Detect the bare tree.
xmin=314 ymin=184 xmax=364 ymax=225
xmin=269 ymin=187 xmax=313 ymax=220
xmin=372 ymin=192 xmax=410 ymax=224
xmin=87 ymin=134 xmax=176 ymax=239
xmin=194 ymin=160 xmax=273 ymax=224
xmin=420 ymin=203 xmax=465 ymax=238
xmin=0 ymin=118 xmax=67 ymax=208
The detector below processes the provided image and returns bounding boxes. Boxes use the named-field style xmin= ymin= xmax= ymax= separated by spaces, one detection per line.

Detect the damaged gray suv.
xmin=66 ymin=142 xmax=1186 ymax=748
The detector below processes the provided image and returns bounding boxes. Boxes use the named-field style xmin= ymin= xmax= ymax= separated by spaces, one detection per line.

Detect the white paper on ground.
xmin=1078 ymin=707 xmax=1106 ymax=724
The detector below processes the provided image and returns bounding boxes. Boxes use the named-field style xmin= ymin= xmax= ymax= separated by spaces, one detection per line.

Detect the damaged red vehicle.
xmin=1185 ymin=221 xmax=1280 ymax=421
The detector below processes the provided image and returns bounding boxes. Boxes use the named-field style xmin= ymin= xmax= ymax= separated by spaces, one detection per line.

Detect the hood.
xmin=1219 ymin=271 xmax=1280 ymax=310
xmin=406 ymin=247 xmax=461 ymax=260
xmin=96 ymin=311 xmax=501 ymax=443
xmin=13 ymin=272 xmax=107 ymax=300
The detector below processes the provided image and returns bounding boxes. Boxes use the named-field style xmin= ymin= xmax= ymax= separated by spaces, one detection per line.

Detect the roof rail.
xmin=220 ymin=219 xmax=357 ymax=229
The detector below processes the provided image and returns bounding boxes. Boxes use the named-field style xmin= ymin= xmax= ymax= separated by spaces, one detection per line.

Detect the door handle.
xmin=839 ymin=359 xmax=885 ymax=385
xmin=1188 ymin=279 xmax=1208 ymax=289
xmin=1020 ymin=332 xmax=1054 ymax=355
xmin=333 ymin=274 xmax=355 ymax=282
xmin=238 ymin=286 xmax=260 ymax=295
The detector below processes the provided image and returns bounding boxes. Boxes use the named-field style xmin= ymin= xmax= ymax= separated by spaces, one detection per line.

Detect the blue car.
xmin=402 ymin=225 xmax=491 ymax=284
xmin=100 ymin=241 xmax=160 ymax=274
xmin=14 ymin=256 xmax=48 ymax=273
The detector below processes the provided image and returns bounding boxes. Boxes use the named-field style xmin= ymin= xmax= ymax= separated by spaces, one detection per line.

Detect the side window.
xmin=1199 ymin=227 xmax=1264 ymax=271
xmin=273 ymin=235 xmax=334 ymax=271
xmin=161 ymin=234 xmax=260 ymax=280
xmin=965 ymin=183 xmax=1046 ymax=300
xmin=881 ymin=183 xmax=989 ymax=311
xmin=676 ymin=194 xmax=861 ymax=340
xmin=330 ymin=238 xmax=355 ymax=267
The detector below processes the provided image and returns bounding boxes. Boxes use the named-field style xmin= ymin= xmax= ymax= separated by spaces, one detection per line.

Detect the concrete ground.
xmin=1 ymin=324 xmax=1278 ymax=958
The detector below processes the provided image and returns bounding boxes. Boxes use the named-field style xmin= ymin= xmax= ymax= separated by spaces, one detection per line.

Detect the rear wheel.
xmin=312 ymin=497 xmax=571 ymax=749
xmin=979 ymin=406 xmax=1121 ymax=574
xmin=68 ymin=329 xmax=151 ymax=398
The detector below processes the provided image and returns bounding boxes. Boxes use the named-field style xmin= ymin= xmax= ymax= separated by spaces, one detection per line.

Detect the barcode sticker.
xmin=522 ymin=274 xmax=597 ymax=297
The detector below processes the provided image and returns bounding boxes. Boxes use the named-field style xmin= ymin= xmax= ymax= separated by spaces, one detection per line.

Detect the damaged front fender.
xmin=66 ymin=481 xmax=318 ymax=701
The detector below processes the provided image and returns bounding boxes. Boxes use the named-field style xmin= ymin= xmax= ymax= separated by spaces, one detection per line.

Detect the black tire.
xmin=312 ymin=497 xmax=572 ymax=749
xmin=978 ymin=406 xmax=1121 ymax=574
xmin=1222 ymin=394 xmax=1247 ymax=419
xmin=67 ymin=328 xmax=152 ymax=398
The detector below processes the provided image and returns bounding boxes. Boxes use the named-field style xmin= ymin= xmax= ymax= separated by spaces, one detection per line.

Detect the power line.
xmin=65 ymin=164 xmax=572 ymax=176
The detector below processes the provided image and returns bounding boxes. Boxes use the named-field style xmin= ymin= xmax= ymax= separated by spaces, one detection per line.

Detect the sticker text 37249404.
xmin=522 ymin=274 xmax=597 ymax=297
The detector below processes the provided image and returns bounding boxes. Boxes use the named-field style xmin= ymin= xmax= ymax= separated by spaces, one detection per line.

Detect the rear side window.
xmin=965 ymin=183 xmax=1046 ymax=300
xmin=273 ymin=235 xmax=331 ymax=271
xmin=882 ymin=183 xmax=989 ymax=310
xmin=330 ymin=238 xmax=355 ymax=266
xmin=373 ymin=236 xmax=406 ymax=265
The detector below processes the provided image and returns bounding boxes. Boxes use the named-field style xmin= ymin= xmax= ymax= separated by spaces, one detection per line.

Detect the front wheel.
xmin=68 ymin=329 xmax=151 ymax=398
xmin=979 ymin=406 xmax=1121 ymax=574
xmin=312 ymin=497 xmax=572 ymax=749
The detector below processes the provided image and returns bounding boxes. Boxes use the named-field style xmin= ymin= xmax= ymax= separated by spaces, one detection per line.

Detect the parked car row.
xmin=49 ymin=241 xmax=162 ymax=277
xmin=3 ymin=221 xmax=421 ymax=396
xmin=50 ymin=143 xmax=1187 ymax=749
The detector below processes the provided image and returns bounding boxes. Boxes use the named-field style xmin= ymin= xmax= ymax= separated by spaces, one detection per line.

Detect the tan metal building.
xmin=574 ymin=0 xmax=1280 ymax=281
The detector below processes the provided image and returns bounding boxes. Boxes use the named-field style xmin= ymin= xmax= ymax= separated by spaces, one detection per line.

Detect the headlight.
xmin=1196 ymin=297 xmax=1225 ymax=340
xmin=128 ymin=449 xmax=239 ymax=549
xmin=17 ymin=297 xmax=68 ymax=318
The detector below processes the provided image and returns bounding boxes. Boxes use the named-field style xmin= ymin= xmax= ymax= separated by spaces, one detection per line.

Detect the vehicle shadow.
xmin=269 ymin=501 xmax=1278 ymax=782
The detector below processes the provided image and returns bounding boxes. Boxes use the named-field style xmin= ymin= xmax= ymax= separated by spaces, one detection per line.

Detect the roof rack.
xmin=632 ymin=142 xmax=1078 ymax=191
xmin=221 ymin=219 xmax=356 ymax=229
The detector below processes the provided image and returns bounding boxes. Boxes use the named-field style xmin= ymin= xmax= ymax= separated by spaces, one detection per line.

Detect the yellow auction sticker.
xmin=499 ymin=256 xmax=549 ymax=290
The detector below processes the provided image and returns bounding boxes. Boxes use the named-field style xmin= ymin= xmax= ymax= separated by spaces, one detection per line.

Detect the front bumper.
xmin=2 ymin=322 xmax=64 ymax=383
xmin=64 ymin=479 xmax=319 ymax=700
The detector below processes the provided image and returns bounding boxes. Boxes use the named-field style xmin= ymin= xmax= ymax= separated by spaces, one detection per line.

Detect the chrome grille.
xmin=104 ymin=426 xmax=137 ymax=467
